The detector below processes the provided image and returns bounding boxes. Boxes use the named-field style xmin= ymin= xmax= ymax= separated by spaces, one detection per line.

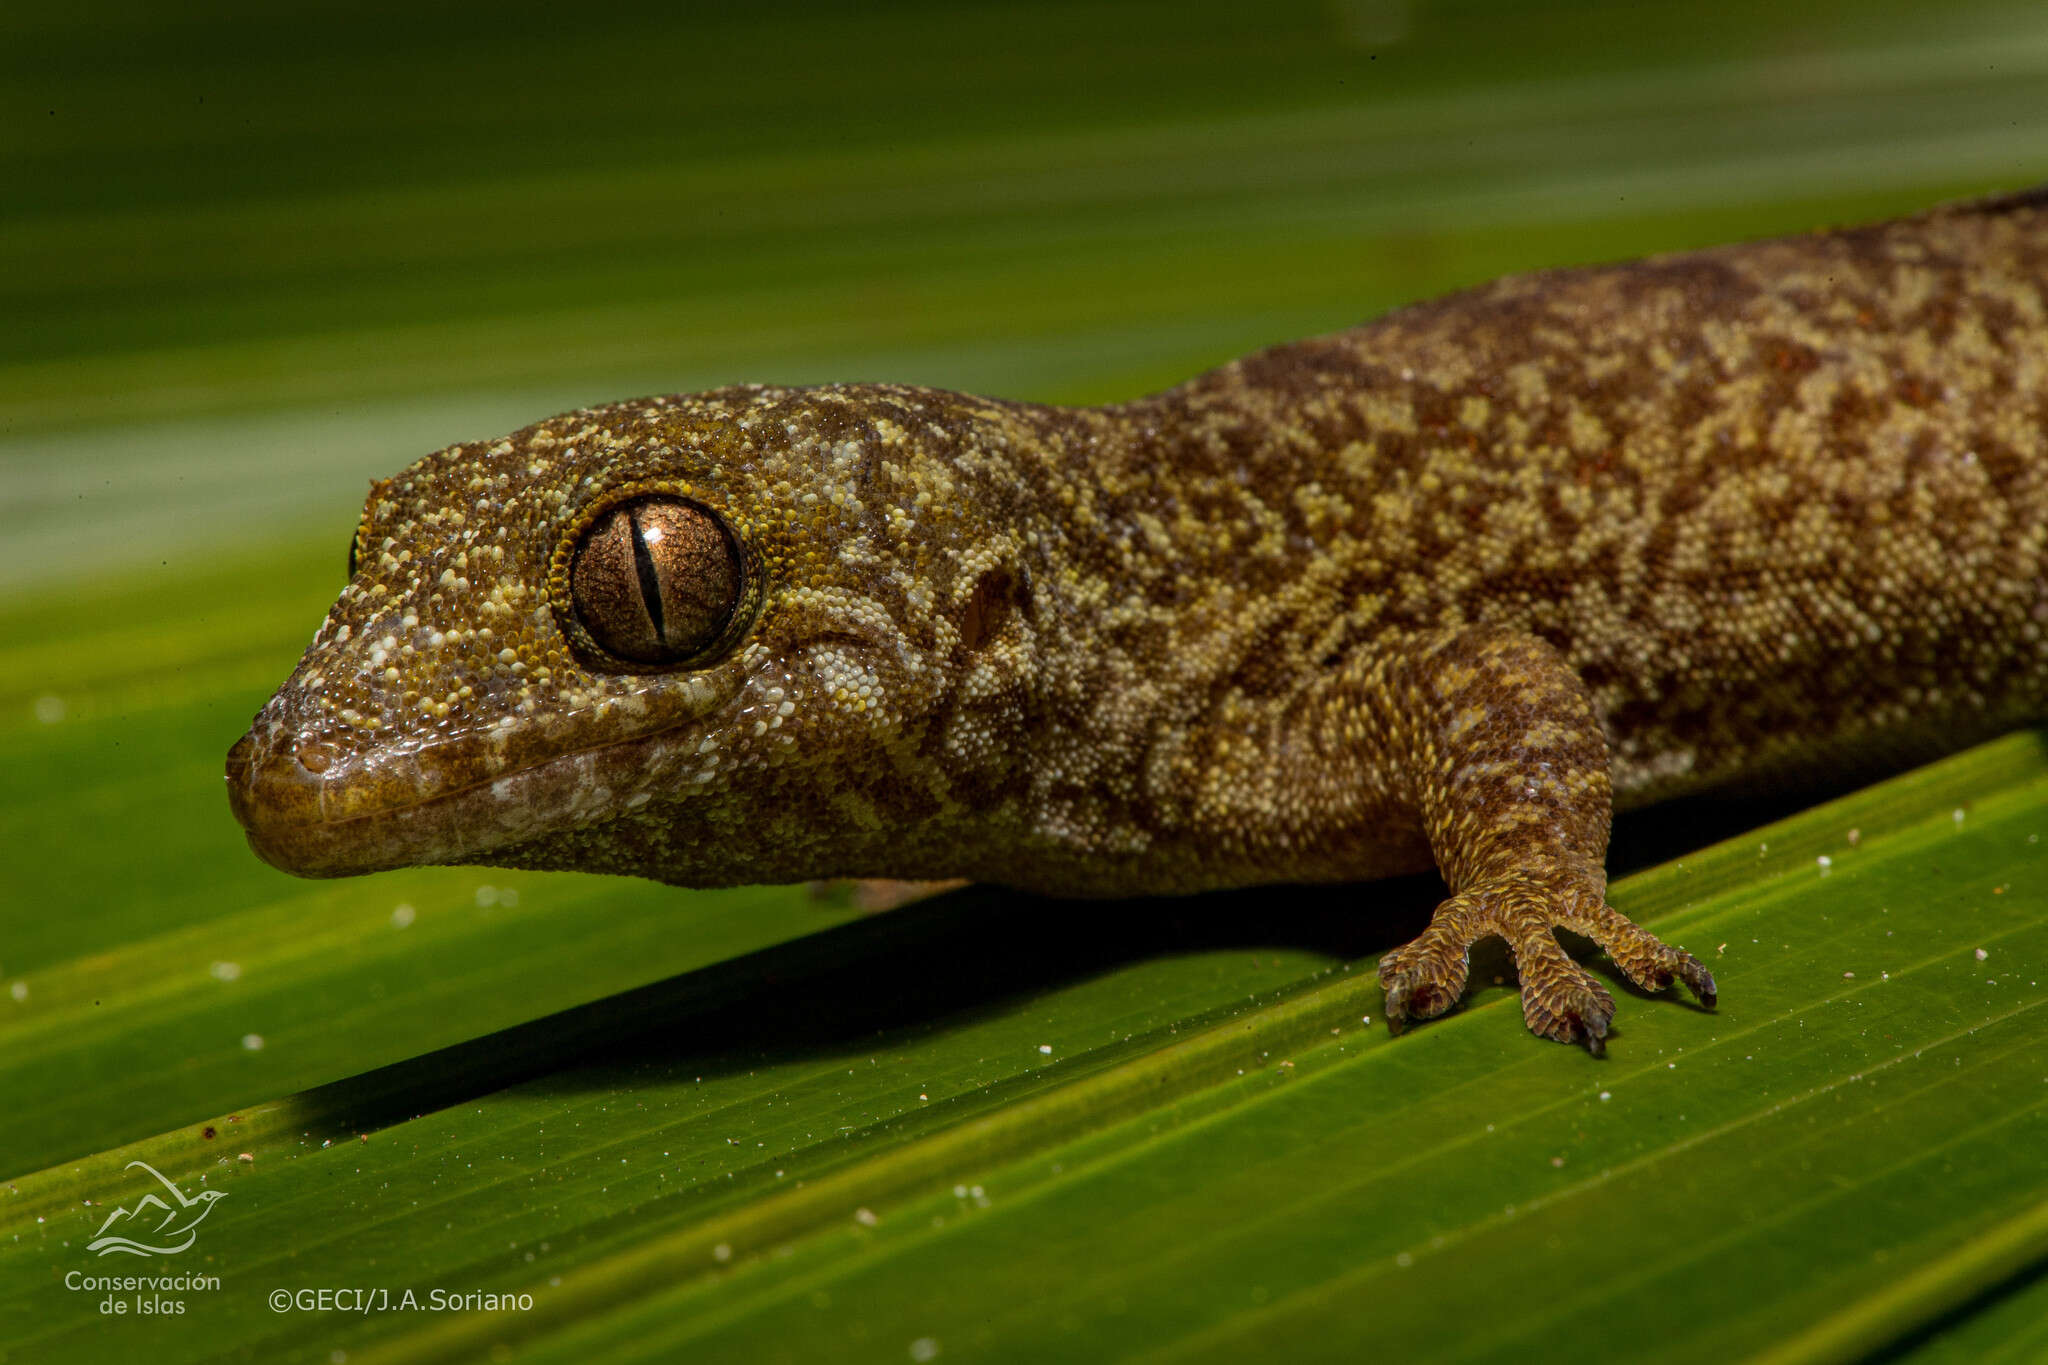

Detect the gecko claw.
xmin=1676 ymin=956 xmax=1718 ymax=1009
xmin=1575 ymin=986 xmax=1613 ymax=1057
xmin=1379 ymin=975 xmax=1424 ymax=1034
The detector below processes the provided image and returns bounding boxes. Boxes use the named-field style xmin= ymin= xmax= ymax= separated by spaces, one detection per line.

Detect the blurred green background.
xmin=10 ymin=0 xmax=2048 ymax=587
xmin=5 ymin=2 xmax=2048 ymax=1362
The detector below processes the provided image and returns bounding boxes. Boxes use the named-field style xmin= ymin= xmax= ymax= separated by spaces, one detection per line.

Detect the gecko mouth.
xmin=225 ymin=698 xmax=728 ymax=879
xmin=231 ymin=733 xmax=612 ymax=878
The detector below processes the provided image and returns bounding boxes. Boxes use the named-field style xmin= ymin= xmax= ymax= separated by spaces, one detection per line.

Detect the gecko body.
xmin=229 ymin=190 xmax=2048 ymax=1050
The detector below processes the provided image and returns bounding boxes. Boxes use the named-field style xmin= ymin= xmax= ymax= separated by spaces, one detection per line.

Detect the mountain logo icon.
xmin=87 ymin=1161 xmax=229 ymax=1257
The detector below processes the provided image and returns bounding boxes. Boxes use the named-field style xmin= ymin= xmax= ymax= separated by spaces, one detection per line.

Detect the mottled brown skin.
xmin=228 ymin=189 xmax=2048 ymax=1051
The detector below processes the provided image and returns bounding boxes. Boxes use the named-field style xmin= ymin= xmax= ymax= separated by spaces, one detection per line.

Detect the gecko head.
xmin=227 ymin=384 xmax=1039 ymax=885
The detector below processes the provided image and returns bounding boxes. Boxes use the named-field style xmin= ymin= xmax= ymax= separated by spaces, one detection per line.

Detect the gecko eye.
xmin=568 ymin=496 xmax=741 ymax=667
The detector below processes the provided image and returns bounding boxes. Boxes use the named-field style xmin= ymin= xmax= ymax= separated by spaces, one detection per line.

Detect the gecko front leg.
xmin=1371 ymin=628 xmax=1717 ymax=1053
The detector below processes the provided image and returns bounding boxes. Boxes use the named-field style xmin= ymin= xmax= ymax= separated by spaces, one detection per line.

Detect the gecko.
xmin=227 ymin=188 xmax=2048 ymax=1053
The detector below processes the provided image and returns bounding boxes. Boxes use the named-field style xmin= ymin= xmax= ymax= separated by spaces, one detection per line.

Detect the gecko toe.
xmin=1561 ymin=896 xmax=1718 ymax=1012
xmin=1519 ymin=958 xmax=1616 ymax=1054
xmin=1378 ymin=927 xmax=1471 ymax=1033
xmin=1381 ymin=967 xmax=1454 ymax=1030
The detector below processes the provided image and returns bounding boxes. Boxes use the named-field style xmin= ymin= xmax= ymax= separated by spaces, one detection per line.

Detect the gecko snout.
xmin=224 ymin=726 xmax=348 ymax=876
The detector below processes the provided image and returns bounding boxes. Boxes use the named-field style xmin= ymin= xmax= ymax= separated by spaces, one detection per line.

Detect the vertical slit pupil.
xmin=627 ymin=505 xmax=667 ymax=644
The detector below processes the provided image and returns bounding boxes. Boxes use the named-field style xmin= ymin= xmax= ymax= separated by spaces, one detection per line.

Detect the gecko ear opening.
xmin=568 ymin=496 xmax=742 ymax=667
xmin=958 ymin=564 xmax=1031 ymax=652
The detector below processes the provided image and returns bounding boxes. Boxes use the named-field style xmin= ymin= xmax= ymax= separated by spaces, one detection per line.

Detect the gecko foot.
xmin=1378 ymin=858 xmax=1715 ymax=1054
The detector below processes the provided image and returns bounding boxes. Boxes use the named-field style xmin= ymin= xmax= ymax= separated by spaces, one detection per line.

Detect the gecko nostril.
xmin=295 ymin=741 xmax=338 ymax=775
